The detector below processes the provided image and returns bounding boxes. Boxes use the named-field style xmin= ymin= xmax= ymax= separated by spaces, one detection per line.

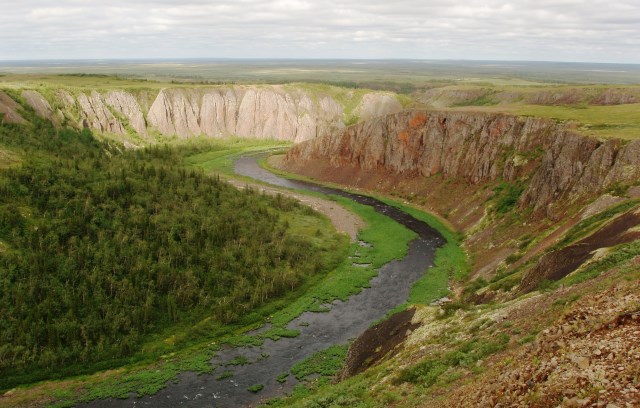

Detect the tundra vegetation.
xmin=1 ymin=65 xmax=639 ymax=407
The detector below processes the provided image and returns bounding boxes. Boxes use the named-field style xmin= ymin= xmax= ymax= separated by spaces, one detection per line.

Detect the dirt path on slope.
xmin=225 ymin=178 xmax=364 ymax=242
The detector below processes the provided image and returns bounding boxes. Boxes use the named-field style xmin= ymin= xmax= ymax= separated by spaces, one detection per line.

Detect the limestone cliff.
xmin=284 ymin=110 xmax=640 ymax=217
xmin=9 ymin=86 xmax=399 ymax=144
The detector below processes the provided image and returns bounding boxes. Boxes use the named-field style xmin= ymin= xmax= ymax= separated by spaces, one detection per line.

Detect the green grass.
xmin=267 ymin=196 xmax=415 ymax=328
xmin=276 ymin=372 xmax=289 ymax=383
xmin=261 ymin=154 xmax=469 ymax=306
xmin=0 ymin=146 xmax=20 ymax=168
xmin=290 ymin=345 xmax=348 ymax=381
xmin=216 ymin=371 xmax=234 ymax=380
xmin=555 ymin=199 xmax=640 ymax=248
xmin=375 ymin=198 xmax=469 ymax=304
xmin=394 ymin=334 xmax=510 ymax=386
xmin=183 ymin=138 xmax=291 ymax=175
xmin=512 ymin=104 xmax=640 ymax=139
xmin=451 ymin=102 xmax=640 ymax=140
xmin=247 ymin=383 xmax=264 ymax=393
xmin=560 ymin=240 xmax=640 ymax=287
xmin=492 ymin=181 xmax=526 ymax=214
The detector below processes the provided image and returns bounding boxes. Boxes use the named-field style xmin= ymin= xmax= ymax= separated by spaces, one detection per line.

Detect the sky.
xmin=1 ymin=0 xmax=639 ymax=63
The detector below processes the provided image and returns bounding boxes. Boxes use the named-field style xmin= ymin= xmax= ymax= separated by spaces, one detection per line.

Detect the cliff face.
xmin=8 ymin=86 xmax=401 ymax=144
xmin=145 ymin=87 xmax=344 ymax=142
xmin=0 ymin=91 xmax=26 ymax=125
xmin=285 ymin=110 xmax=640 ymax=216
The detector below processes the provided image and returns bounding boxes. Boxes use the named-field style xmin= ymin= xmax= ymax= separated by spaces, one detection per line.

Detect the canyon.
xmin=1 ymin=79 xmax=639 ymax=407
xmin=0 ymin=86 xmax=402 ymax=144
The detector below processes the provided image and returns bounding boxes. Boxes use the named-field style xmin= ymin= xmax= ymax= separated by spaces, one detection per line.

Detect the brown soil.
xmin=338 ymin=308 xmax=420 ymax=380
xmin=520 ymin=210 xmax=640 ymax=292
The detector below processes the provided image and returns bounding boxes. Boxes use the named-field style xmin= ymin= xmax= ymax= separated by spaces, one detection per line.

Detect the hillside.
xmin=1 ymin=77 xmax=639 ymax=407
xmin=0 ymin=79 xmax=403 ymax=146
xmin=277 ymin=108 xmax=640 ymax=406
xmin=0 ymin=98 xmax=348 ymax=392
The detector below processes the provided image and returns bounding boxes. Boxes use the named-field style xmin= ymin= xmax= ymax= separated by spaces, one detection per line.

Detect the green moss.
xmin=492 ymin=181 xmax=525 ymax=214
xmin=555 ymin=200 xmax=640 ymax=248
xmin=394 ymin=334 xmax=510 ymax=385
xmin=247 ymin=383 xmax=264 ymax=393
xmin=290 ymin=345 xmax=348 ymax=381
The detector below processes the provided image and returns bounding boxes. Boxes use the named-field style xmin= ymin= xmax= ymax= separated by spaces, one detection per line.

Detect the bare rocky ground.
xmin=437 ymin=270 xmax=640 ymax=407
xmin=339 ymin=257 xmax=640 ymax=408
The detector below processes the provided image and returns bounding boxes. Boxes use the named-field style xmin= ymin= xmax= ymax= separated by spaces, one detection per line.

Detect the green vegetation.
xmin=0 ymin=137 xmax=423 ymax=405
xmin=290 ymin=345 xmax=348 ymax=381
xmin=267 ymin=345 xmax=349 ymax=407
xmin=247 ymin=383 xmax=264 ymax=393
xmin=555 ymin=200 xmax=640 ymax=248
xmin=452 ymin=92 xmax=497 ymax=107
xmin=0 ymin=147 xmax=20 ymax=168
xmin=226 ymin=356 xmax=249 ymax=366
xmin=260 ymin=158 xmax=469 ymax=306
xmin=560 ymin=240 xmax=640 ymax=287
xmin=276 ymin=372 xmax=289 ymax=383
xmin=492 ymin=181 xmax=526 ymax=214
xmin=0 ymin=109 xmax=344 ymax=390
xmin=376 ymin=198 xmax=469 ymax=304
xmin=511 ymin=104 xmax=640 ymax=140
xmin=184 ymin=139 xmax=291 ymax=175
xmin=216 ymin=370 xmax=234 ymax=380
xmin=394 ymin=334 xmax=510 ymax=386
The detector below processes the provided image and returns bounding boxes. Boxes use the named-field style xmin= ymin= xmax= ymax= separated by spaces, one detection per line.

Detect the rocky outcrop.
xmin=76 ymin=91 xmax=126 ymax=134
xmin=418 ymin=86 xmax=640 ymax=107
xmin=0 ymin=91 xmax=26 ymax=124
xmin=354 ymin=93 xmax=402 ymax=122
xmin=21 ymin=90 xmax=59 ymax=125
xmin=285 ymin=110 xmax=640 ymax=216
xmin=8 ymin=86 xmax=397 ymax=143
xmin=103 ymin=91 xmax=147 ymax=137
xmin=591 ymin=88 xmax=638 ymax=105
xmin=146 ymin=87 xmax=344 ymax=142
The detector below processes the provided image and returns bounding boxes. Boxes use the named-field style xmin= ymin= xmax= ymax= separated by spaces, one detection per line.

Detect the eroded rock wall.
xmin=12 ymin=86 xmax=398 ymax=143
xmin=285 ymin=110 xmax=640 ymax=216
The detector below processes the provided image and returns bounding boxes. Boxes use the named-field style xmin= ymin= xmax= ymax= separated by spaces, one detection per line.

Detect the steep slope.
xmin=2 ymin=85 xmax=402 ymax=144
xmin=281 ymin=109 xmax=640 ymax=292
xmin=0 ymin=91 xmax=26 ymax=124
xmin=276 ymin=109 xmax=640 ymax=408
xmin=285 ymin=110 xmax=640 ymax=218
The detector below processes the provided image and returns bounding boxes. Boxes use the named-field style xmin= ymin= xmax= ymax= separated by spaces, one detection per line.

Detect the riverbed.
xmin=82 ymin=155 xmax=443 ymax=408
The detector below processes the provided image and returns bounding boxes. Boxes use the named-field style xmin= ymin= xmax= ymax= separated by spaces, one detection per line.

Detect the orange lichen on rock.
xmin=409 ymin=112 xmax=427 ymax=129
xmin=398 ymin=130 xmax=411 ymax=144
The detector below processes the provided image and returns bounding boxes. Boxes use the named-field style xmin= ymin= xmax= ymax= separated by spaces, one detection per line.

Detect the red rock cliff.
xmin=284 ymin=110 xmax=640 ymax=217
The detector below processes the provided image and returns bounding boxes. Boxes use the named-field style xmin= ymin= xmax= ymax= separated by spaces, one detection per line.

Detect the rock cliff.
xmin=8 ymin=86 xmax=400 ymax=144
xmin=284 ymin=110 xmax=640 ymax=217
xmin=0 ymin=91 xmax=26 ymax=124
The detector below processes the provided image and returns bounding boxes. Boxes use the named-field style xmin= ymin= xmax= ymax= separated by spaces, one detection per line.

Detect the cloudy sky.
xmin=1 ymin=0 xmax=639 ymax=63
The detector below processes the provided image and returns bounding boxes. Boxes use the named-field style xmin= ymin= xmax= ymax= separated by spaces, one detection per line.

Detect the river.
xmin=82 ymin=155 xmax=443 ymax=407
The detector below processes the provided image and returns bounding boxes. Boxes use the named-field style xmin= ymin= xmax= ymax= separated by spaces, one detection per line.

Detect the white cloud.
xmin=0 ymin=0 xmax=638 ymax=62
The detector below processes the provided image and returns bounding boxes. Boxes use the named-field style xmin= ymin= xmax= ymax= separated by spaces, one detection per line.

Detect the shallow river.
xmin=82 ymin=156 xmax=443 ymax=408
